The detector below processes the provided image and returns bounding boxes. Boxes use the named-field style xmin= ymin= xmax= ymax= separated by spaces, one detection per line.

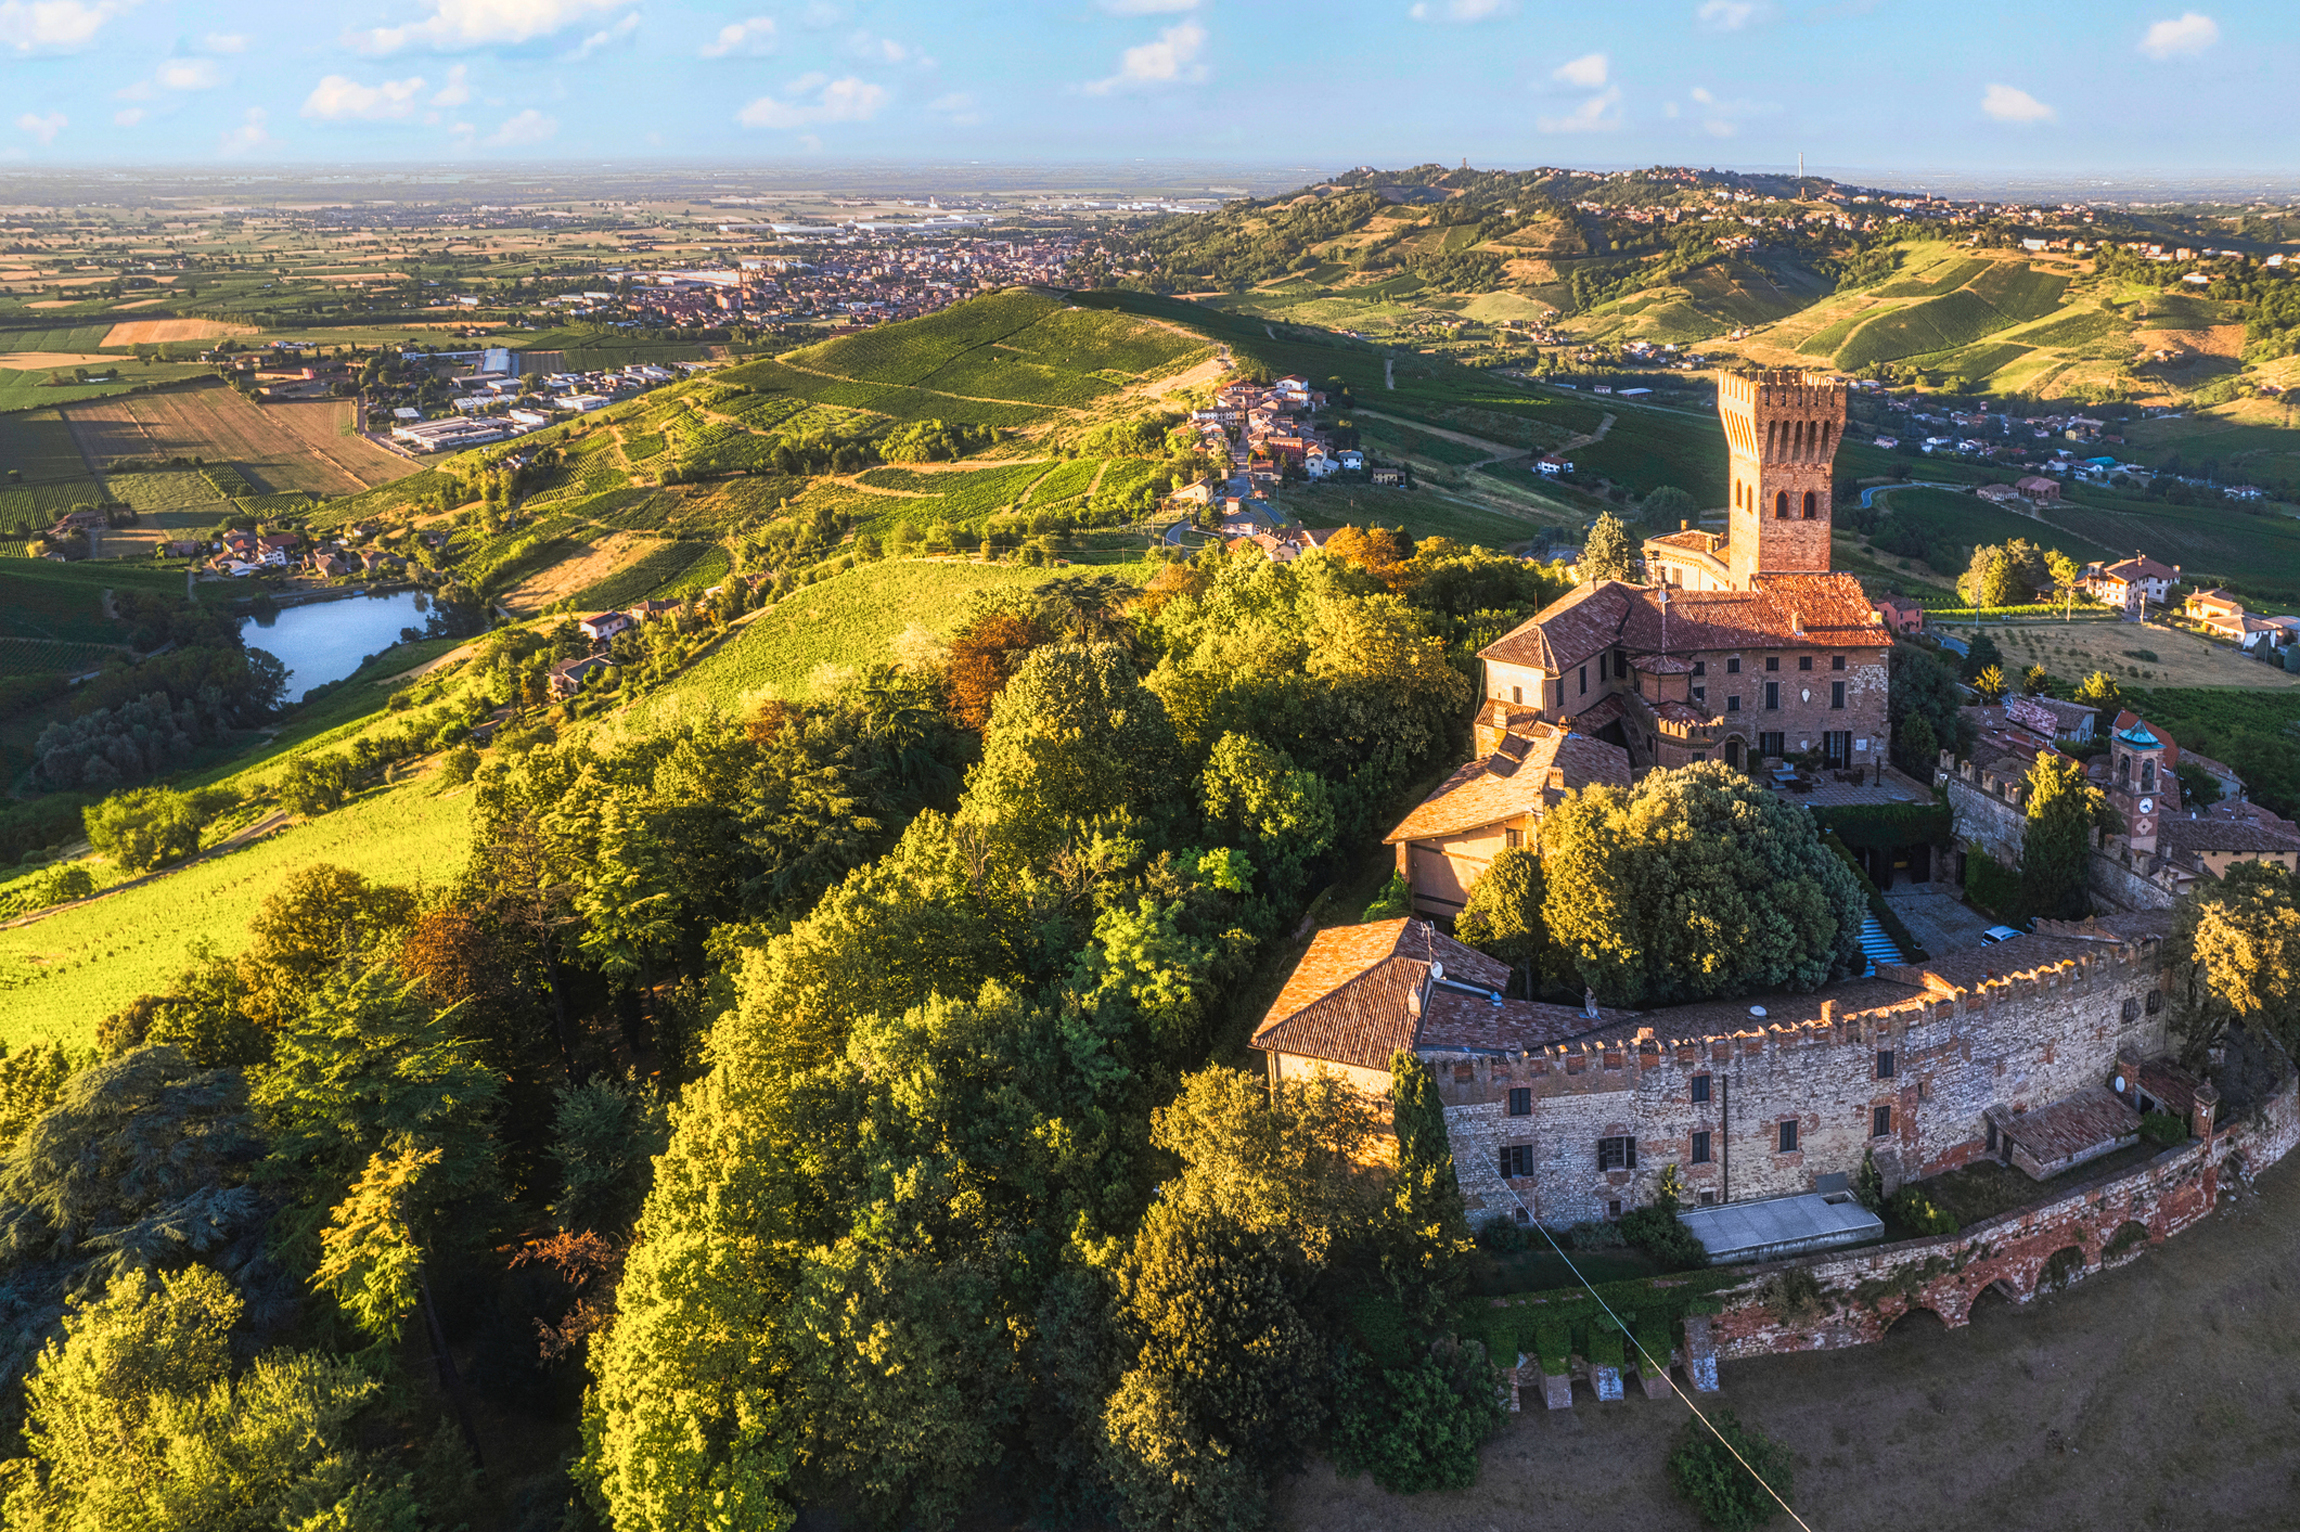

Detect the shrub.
xmin=84 ymin=786 xmax=201 ymax=872
xmin=1330 ymin=1338 xmax=1505 ymax=1494
xmin=1566 ymin=1220 xmax=1626 ymax=1250
xmin=1889 ymin=1186 xmax=1959 ymax=1237
xmin=1668 ymin=1408 xmax=1797 ymax=1531
xmin=2104 ymin=1219 xmax=2150 ymax=1259
xmin=1620 ymin=1205 xmax=1709 ymax=1270
xmin=1533 ymin=1324 xmax=1570 ymax=1375
xmin=2139 ymin=1109 xmax=2188 ymax=1148
xmin=1361 ymin=870 xmax=1410 ymax=921
xmin=1478 ymin=1213 xmax=1529 ymax=1253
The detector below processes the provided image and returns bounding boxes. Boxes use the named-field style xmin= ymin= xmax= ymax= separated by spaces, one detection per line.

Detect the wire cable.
xmin=1524 ymin=1214 xmax=1819 ymax=1532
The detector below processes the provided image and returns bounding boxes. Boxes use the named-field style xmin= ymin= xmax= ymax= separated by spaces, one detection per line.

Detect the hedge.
xmin=1809 ymin=800 xmax=1952 ymax=852
xmin=1963 ymin=850 xmax=2025 ymax=923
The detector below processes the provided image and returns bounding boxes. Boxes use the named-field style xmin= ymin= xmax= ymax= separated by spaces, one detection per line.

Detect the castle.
xmin=1255 ymin=369 xmax=2208 ymax=1249
xmin=1385 ymin=370 xmax=1895 ymax=920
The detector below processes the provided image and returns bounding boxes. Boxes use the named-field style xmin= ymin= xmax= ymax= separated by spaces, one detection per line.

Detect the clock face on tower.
xmin=2139 ymin=797 xmax=2155 ymax=814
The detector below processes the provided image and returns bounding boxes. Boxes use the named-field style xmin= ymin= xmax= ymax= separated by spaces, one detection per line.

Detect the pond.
xmin=243 ymin=590 xmax=432 ymax=703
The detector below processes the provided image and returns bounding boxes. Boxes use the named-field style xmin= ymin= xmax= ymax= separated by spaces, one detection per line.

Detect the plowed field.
xmin=61 ymin=382 xmax=411 ymax=494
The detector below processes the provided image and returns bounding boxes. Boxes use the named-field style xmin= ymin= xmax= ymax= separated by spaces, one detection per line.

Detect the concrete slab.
xmin=1591 ymin=1365 xmax=1624 ymax=1402
xmin=1682 ymin=1315 xmax=1720 ymax=1394
xmin=1886 ymin=885 xmax=1998 ymax=955
xmin=1541 ymin=1371 xmax=1573 ymax=1410
xmin=1678 ymin=1191 xmax=1885 ymax=1264
xmin=1638 ymin=1366 xmax=1675 ymax=1400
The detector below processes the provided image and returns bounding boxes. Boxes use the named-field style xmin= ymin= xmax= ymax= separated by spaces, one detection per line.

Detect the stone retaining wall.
xmin=1701 ymin=1053 xmax=2298 ymax=1360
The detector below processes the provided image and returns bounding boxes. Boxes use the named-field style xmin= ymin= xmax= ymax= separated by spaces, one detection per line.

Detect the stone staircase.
xmin=1857 ymin=912 xmax=1905 ymax=976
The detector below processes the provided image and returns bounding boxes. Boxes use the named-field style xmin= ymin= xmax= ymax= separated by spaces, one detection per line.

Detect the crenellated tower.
xmin=1718 ymin=368 xmax=1847 ymax=589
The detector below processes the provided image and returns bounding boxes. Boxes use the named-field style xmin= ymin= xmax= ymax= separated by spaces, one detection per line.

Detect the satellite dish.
xmin=2114 ymin=1074 xmax=2128 ymax=1093
xmin=1749 ymin=1006 xmax=1768 ymax=1018
xmin=1430 ymin=961 xmax=1445 ymax=981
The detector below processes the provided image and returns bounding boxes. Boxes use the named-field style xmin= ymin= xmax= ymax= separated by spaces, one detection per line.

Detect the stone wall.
xmin=2086 ymin=848 xmax=2179 ymax=912
xmin=1944 ymin=771 xmax=2028 ymax=864
xmin=1434 ymin=931 xmax=2172 ymax=1227
xmin=1700 ymin=1051 xmax=2296 ymax=1359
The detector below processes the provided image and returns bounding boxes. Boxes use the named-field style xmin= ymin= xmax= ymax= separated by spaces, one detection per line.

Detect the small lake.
xmin=243 ymin=590 xmax=432 ymax=703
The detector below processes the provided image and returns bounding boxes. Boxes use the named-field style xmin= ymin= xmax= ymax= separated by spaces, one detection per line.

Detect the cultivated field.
xmin=0 ymin=775 xmax=474 ymax=1048
xmin=1946 ymin=618 xmax=2300 ymax=691
xmin=1282 ymin=1153 xmax=2300 ymax=1532
xmin=680 ymin=558 xmax=1148 ymax=706
xmin=100 ymin=318 xmax=259 ymax=346
xmin=60 ymin=381 xmax=411 ymax=493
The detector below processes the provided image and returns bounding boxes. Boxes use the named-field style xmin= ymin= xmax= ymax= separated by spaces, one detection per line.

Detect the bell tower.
xmin=1718 ymin=368 xmax=1847 ymax=590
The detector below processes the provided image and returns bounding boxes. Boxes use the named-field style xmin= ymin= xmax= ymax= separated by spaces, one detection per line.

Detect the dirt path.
xmin=1560 ymin=411 xmax=1617 ymax=452
xmin=1353 ymin=407 xmax=1527 ymax=468
xmin=0 ymin=810 xmax=292 ymax=933
xmin=1281 ymin=1146 xmax=2300 ymax=1532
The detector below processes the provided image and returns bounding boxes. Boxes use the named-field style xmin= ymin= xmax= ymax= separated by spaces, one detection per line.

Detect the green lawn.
xmin=0 ymin=408 xmax=97 ymax=485
xmin=1880 ymin=486 xmax=2114 ymax=564
xmin=0 ymin=775 xmax=474 ymax=1049
xmin=1568 ymin=405 xmax=1730 ymax=504
xmin=679 ymin=557 xmax=1152 ymax=706
xmin=0 ymin=560 xmax=189 ymax=643
xmin=1289 ymin=481 xmax=1548 ymax=547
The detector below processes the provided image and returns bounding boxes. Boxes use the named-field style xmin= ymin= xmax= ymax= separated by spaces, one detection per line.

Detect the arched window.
xmin=1774 ymin=490 xmax=1789 ymax=519
xmin=1821 ymin=419 xmax=1834 ymax=454
xmin=2142 ymin=760 xmax=2156 ymax=792
xmin=1802 ymin=490 xmax=1817 ymax=519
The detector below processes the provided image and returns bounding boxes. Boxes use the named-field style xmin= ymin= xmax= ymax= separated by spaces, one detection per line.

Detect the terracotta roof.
xmin=1631 ymin=653 xmax=1695 ymax=674
xmin=2159 ymin=816 xmax=2300 ymax=860
xmin=1647 ymin=529 xmax=1725 ymax=554
xmin=1641 ymin=976 xmax=1927 ymax=1039
xmin=1478 ymin=575 xmax=1889 ymax=675
xmin=1895 ymin=910 xmax=2171 ymax=993
xmin=2102 ymin=555 xmax=2177 ymax=582
xmin=1563 ymin=693 xmax=1631 ymax=735
xmin=1384 ymin=728 xmax=1631 ymax=844
xmin=1251 ymin=920 xmax=1509 ymax=1073
xmin=1417 ymin=987 xmax=1630 ymax=1052
xmin=2136 ymin=1058 xmax=2204 ymax=1117
xmin=2002 ymin=1085 xmax=2139 ymax=1165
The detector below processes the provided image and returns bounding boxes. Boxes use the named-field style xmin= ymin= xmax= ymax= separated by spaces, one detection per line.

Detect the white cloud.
xmin=113 ymin=107 xmax=142 ymax=126
xmin=432 ymin=63 xmax=470 ymax=105
xmin=566 ymin=9 xmax=636 ymax=58
xmin=486 ymin=107 xmax=557 ymax=145
xmin=1981 ymin=82 xmax=2054 ymax=123
xmin=1696 ymin=0 xmax=1770 ymax=30
xmin=15 ymin=111 xmax=65 ymax=145
xmin=1686 ymin=84 xmax=1776 ymax=137
xmin=156 ymin=57 xmax=220 ymax=89
xmin=0 ymin=0 xmax=126 ymax=53
xmin=219 ymin=107 xmax=272 ymax=156
xmin=736 ymin=73 xmax=888 ymax=129
xmin=928 ymin=90 xmax=981 ymax=125
xmin=354 ymin=0 xmax=634 ymax=54
xmin=1083 ymin=20 xmax=1207 ymax=93
xmin=1101 ymin=0 xmax=1196 ymax=11
xmin=848 ymin=29 xmax=930 ymax=66
xmin=1408 ymin=0 xmax=1514 ymax=17
xmin=203 ymin=31 xmax=245 ymax=51
xmin=1538 ymin=84 xmax=1621 ymax=132
xmin=2139 ymin=12 xmax=2217 ymax=59
xmin=699 ymin=15 xmax=775 ymax=56
xmin=1552 ymin=51 xmax=1607 ymax=87
xmin=302 ymin=73 xmax=431 ymax=121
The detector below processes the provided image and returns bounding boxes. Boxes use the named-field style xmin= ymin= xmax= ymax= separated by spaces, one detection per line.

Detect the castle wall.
xmin=1435 ymin=933 xmax=2172 ymax=1227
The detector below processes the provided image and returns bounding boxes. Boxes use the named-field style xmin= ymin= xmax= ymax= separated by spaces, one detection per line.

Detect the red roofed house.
xmin=1384 ymin=710 xmax=1631 ymax=917
xmin=1873 ymin=594 xmax=1925 ymax=635
xmin=2081 ymin=553 xmax=2179 ymax=612
xmin=579 ymin=611 xmax=633 ymax=643
xmin=2015 ymin=475 xmax=2061 ymax=504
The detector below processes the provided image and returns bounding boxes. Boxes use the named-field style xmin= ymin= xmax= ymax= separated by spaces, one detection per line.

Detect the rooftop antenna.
xmin=1658 ymin=581 xmax=1670 ymax=654
xmin=1798 ymin=151 xmax=1805 ymax=181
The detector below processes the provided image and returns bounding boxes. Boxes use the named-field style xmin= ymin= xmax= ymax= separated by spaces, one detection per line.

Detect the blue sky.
xmin=1 ymin=0 xmax=2293 ymax=179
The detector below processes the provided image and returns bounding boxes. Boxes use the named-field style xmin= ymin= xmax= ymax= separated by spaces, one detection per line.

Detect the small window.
xmin=1692 ymin=1129 xmax=1712 ymax=1164
xmin=1598 ymin=1135 xmax=1638 ymax=1171
xmin=1726 ymin=695 xmax=1741 ymax=713
xmin=1760 ymin=732 xmax=1784 ymax=757
xmin=1877 ymin=1048 xmax=1895 ymax=1079
xmin=1765 ymin=656 xmax=1780 ymax=672
xmin=1693 ymin=751 xmax=1709 ymax=763
xmin=2146 ymin=990 xmax=2164 ymax=1016
xmin=1691 ymin=1073 xmax=1711 ymax=1104
xmin=1873 ymin=1104 xmax=1893 ymax=1138
xmin=1511 ymin=685 xmax=1522 ymax=704
xmin=1699 ymin=1190 xmax=1717 ymax=1206
xmin=1986 ymin=1117 xmax=1999 ymax=1153
xmin=1802 ymin=489 xmax=1818 ymax=519
xmin=1507 ymin=827 xmax=1525 ymax=849
xmin=1500 ymin=1144 xmax=1534 ymax=1178
xmin=1579 ymin=665 xmax=1588 ymax=697
xmin=1692 ymin=686 xmax=1707 ymax=705
xmin=1831 ymin=681 xmax=1846 ymax=710
xmin=2121 ymin=996 xmax=2142 ymax=1024
xmin=1607 ymin=1199 xmax=1623 ymax=1220
xmin=1798 ymin=655 xmax=1813 ymax=672
xmin=1778 ymin=1120 xmax=1799 ymax=1154
xmin=1726 ymin=657 xmax=1741 ymax=675
xmin=1508 ymin=1087 xmax=1532 ymax=1117
xmin=1775 ymin=490 xmax=1789 ymax=519
xmin=1764 ymin=681 xmax=1779 ymax=711
xmin=1692 ymin=660 xmax=1707 ymax=677
xmin=1832 ymin=655 xmax=1847 ymax=671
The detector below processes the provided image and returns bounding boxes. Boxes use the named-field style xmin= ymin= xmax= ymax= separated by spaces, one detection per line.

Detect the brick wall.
xmin=1435 ymin=933 xmax=2172 ymax=1226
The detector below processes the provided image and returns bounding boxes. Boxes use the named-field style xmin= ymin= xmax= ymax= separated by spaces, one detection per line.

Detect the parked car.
xmin=1979 ymin=925 xmax=2025 ymax=946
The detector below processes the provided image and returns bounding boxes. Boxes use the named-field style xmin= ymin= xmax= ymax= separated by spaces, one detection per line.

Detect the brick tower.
xmin=1718 ymin=368 xmax=1847 ymax=590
